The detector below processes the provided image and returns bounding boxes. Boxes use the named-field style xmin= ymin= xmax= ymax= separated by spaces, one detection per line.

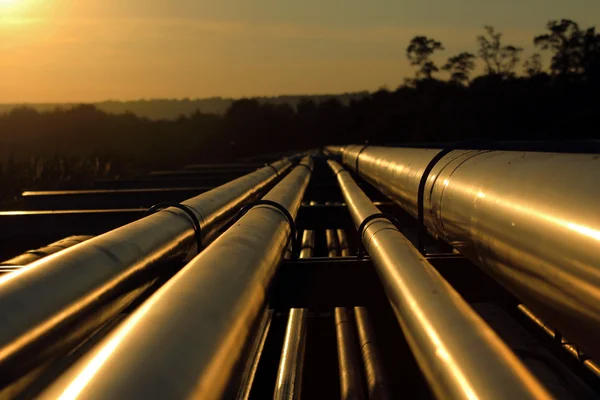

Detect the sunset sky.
xmin=0 ymin=0 xmax=598 ymax=102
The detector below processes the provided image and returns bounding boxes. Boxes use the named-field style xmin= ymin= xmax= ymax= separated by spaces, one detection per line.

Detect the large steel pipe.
xmin=330 ymin=145 xmax=600 ymax=361
xmin=0 ymin=158 xmax=292 ymax=395
xmin=41 ymin=158 xmax=313 ymax=400
xmin=328 ymin=160 xmax=551 ymax=399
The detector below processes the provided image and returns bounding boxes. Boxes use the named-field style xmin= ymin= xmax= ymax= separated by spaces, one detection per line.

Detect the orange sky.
xmin=1 ymin=0 xmax=598 ymax=102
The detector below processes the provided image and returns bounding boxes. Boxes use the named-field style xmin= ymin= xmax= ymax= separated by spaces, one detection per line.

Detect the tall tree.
xmin=523 ymin=53 xmax=543 ymax=77
xmin=406 ymin=36 xmax=444 ymax=80
xmin=534 ymin=19 xmax=582 ymax=76
xmin=442 ymin=52 xmax=476 ymax=84
xmin=477 ymin=26 xmax=523 ymax=77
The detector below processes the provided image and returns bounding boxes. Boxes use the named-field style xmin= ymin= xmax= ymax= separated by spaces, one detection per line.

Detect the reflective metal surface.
xmin=354 ymin=307 xmax=391 ymax=400
xmin=236 ymin=309 xmax=274 ymax=400
xmin=274 ymin=230 xmax=314 ymax=400
xmin=1 ymin=236 xmax=93 ymax=267
xmin=335 ymin=307 xmax=365 ymax=400
xmin=329 ymin=159 xmax=552 ymax=400
xmin=337 ymin=229 xmax=351 ymax=257
xmin=518 ymin=305 xmax=600 ymax=379
xmin=299 ymin=230 xmax=315 ymax=259
xmin=0 ymin=158 xmax=292 ymax=393
xmin=274 ymin=309 xmax=308 ymax=400
xmin=331 ymin=145 xmax=600 ymax=361
xmin=40 ymin=158 xmax=313 ymax=400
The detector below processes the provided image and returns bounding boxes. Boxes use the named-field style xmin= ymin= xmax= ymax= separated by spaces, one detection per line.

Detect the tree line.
xmin=0 ymin=19 xmax=598 ymax=199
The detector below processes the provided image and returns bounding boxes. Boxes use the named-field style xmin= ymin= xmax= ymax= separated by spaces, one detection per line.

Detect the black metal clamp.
xmin=234 ymin=199 xmax=299 ymax=258
xmin=145 ymin=202 xmax=203 ymax=254
xmin=356 ymin=213 xmax=402 ymax=259
xmin=263 ymin=163 xmax=280 ymax=176
xmin=416 ymin=138 xmax=491 ymax=255
xmin=354 ymin=144 xmax=370 ymax=176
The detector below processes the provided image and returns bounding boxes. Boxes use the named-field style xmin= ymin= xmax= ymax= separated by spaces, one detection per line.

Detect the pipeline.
xmin=1 ymin=236 xmax=93 ymax=267
xmin=0 ymin=157 xmax=293 ymax=395
xmin=40 ymin=157 xmax=313 ymax=400
xmin=353 ymin=307 xmax=391 ymax=400
xmin=328 ymin=159 xmax=551 ymax=399
xmin=274 ymin=230 xmax=314 ymax=400
xmin=328 ymin=145 xmax=600 ymax=361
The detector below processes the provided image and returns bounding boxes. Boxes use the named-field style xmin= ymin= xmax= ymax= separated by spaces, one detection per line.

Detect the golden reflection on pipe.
xmin=274 ymin=230 xmax=314 ymax=400
xmin=354 ymin=307 xmax=391 ymax=400
xmin=518 ymin=304 xmax=600 ymax=379
xmin=335 ymin=308 xmax=365 ymax=400
xmin=337 ymin=230 xmax=351 ymax=257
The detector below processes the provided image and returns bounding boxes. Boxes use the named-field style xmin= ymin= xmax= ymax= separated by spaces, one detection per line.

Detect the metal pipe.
xmin=517 ymin=304 xmax=600 ymax=379
xmin=1 ymin=236 xmax=93 ymax=267
xmin=299 ymin=230 xmax=315 ymax=259
xmin=328 ymin=160 xmax=551 ymax=400
xmin=328 ymin=229 xmax=365 ymax=400
xmin=274 ymin=230 xmax=314 ymax=400
xmin=40 ymin=158 xmax=313 ymax=400
xmin=353 ymin=307 xmax=391 ymax=400
xmin=337 ymin=229 xmax=351 ymax=257
xmin=330 ymin=145 xmax=600 ymax=361
xmin=335 ymin=308 xmax=365 ymax=400
xmin=236 ymin=309 xmax=274 ymax=400
xmin=326 ymin=230 xmax=341 ymax=258
xmin=274 ymin=309 xmax=309 ymax=400
xmin=0 ymin=158 xmax=293 ymax=394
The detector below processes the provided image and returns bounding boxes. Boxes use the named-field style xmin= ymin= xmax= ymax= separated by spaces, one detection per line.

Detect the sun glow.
xmin=0 ymin=0 xmax=19 ymax=7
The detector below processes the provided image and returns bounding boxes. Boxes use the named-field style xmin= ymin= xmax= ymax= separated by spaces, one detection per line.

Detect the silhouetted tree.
xmin=535 ymin=20 xmax=582 ymax=77
xmin=523 ymin=53 xmax=543 ymax=76
xmin=443 ymin=52 xmax=476 ymax=84
xmin=477 ymin=26 xmax=523 ymax=77
xmin=406 ymin=36 xmax=445 ymax=80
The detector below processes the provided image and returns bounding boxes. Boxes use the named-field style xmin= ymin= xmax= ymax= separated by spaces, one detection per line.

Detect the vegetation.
xmin=1 ymin=20 xmax=599 ymax=206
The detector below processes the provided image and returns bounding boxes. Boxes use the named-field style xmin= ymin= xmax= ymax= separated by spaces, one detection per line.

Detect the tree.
xmin=535 ymin=20 xmax=600 ymax=81
xmin=406 ymin=36 xmax=444 ymax=80
xmin=442 ymin=52 xmax=476 ymax=84
xmin=580 ymin=27 xmax=600 ymax=81
xmin=534 ymin=19 xmax=582 ymax=76
xmin=477 ymin=26 xmax=523 ymax=77
xmin=523 ymin=53 xmax=543 ymax=76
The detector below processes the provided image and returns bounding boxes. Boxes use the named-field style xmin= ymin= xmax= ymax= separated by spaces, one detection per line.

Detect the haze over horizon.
xmin=1 ymin=0 xmax=598 ymax=103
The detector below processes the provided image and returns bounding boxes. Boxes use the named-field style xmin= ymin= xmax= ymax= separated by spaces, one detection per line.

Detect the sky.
xmin=0 ymin=0 xmax=598 ymax=102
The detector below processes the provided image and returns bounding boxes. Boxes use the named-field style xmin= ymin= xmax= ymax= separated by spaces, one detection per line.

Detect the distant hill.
xmin=0 ymin=93 xmax=369 ymax=120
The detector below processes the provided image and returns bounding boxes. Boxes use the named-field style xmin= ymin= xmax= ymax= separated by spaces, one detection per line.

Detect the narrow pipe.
xmin=274 ymin=309 xmax=309 ymax=400
xmin=329 ymin=145 xmax=600 ymax=362
xmin=518 ymin=305 xmax=600 ymax=379
xmin=353 ymin=307 xmax=391 ymax=400
xmin=328 ymin=160 xmax=551 ymax=400
xmin=329 ymin=230 xmax=365 ymax=400
xmin=335 ymin=308 xmax=365 ymax=400
xmin=40 ymin=158 xmax=313 ymax=400
xmin=299 ymin=230 xmax=315 ymax=259
xmin=0 ymin=158 xmax=293 ymax=393
xmin=274 ymin=230 xmax=314 ymax=400
xmin=236 ymin=310 xmax=274 ymax=400
xmin=337 ymin=230 xmax=351 ymax=257
xmin=326 ymin=230 xmax=341 ymax=258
